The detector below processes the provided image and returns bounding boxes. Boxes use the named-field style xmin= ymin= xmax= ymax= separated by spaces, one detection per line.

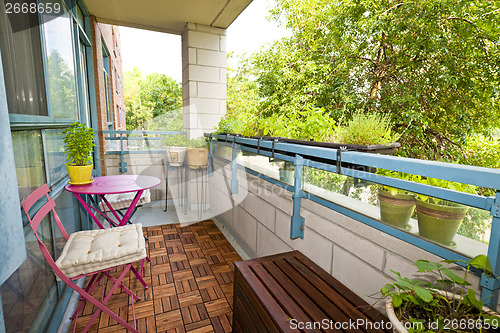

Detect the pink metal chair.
xmin=21 ymin=184 xmax=149 ymax=332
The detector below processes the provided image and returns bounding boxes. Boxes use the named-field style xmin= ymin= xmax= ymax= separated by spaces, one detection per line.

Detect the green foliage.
xmin=256 ymin=0 xmax=500 ymax=161
xmin=376 ymin=170 xmax=420 ymax=195
xmin=413 ymin=176 xmax=477 ymax=206
xmin=187 ymin=137 xmax=208 ymax=148
xmin=163 ymin=134 xmax=188 ymax=147
xmin=124 ymin=68 xmax=182 ymax=131
xmin=259 ymin=107 xmax=335 ymax=141
xmin=381 ymin=255 xmax=499 ymax=332
xmin=333 ymin=111 xmax=400 ymax=145
xmin=63 ymin=122 xmax=95 ymax=166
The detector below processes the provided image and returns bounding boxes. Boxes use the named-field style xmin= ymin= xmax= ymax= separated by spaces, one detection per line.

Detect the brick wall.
xmin=90 ymin=18 xmax=125 ymax=175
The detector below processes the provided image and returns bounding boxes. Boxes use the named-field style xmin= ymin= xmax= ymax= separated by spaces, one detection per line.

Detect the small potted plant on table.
xmin=381 ymin=255 xmax=500 ymax=332
xmin=164 ymin=134 xmax=188 ymax=167
xmin=63 ymin=122 xmax=95 ymax=185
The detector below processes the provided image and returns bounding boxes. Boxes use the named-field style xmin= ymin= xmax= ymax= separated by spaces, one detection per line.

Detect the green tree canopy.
xmin=124 ymin=68 xmax=182 ymax=131
xmin=252 ymin=0 xmax=500 ymax=160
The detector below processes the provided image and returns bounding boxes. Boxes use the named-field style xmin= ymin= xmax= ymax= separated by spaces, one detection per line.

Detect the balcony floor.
xmin=71 ymin=220 xmax=242 ymax=332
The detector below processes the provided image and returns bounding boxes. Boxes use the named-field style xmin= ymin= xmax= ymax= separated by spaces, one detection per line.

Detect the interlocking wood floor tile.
xmin=69 ymin=220 xmax=241 ymax=332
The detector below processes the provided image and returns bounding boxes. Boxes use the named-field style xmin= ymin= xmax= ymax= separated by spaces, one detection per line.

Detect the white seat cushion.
xmin=56 ymin=224 xmax=146 ymax=279
xmin=99 ymin=189 xmax=151 ymax=211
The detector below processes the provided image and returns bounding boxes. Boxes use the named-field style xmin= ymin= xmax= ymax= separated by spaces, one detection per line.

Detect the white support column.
xmin=182 ymin=23 xmax=227 ymax=139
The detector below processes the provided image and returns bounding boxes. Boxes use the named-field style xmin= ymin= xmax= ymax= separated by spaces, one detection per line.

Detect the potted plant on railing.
xmin=164 ymin=134 xmax=188 ymax=167
xmin=414 ymin=177 xmax=476 ymax=247
xmin=381 ymin=255 xmax=500 ymax=333
xmin=63 ymin=122 xmax=95 ymax=185
xmin=187 ymin=137 xmax=209 ymax=169
xmin=376 ymin=170 xmax=417 ymax=230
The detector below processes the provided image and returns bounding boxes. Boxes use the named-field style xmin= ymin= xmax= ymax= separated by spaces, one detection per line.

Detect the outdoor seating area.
xmin=70 ymin=220 xmax=240 ymax=332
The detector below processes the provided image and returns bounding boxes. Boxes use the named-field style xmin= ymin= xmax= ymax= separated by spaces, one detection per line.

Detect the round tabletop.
xmin=65 ymin=175 xmax=161 ymax=195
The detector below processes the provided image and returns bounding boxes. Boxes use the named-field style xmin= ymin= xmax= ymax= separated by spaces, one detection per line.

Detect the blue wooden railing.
xmin=103 ymin=130 xmax=184 ymax=173
xmin=206 ymin=133 xmax=500 ymax=308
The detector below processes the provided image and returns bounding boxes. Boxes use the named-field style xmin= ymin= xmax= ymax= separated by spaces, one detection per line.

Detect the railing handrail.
xmin=102 ymin=130 xmax=185 ymax=135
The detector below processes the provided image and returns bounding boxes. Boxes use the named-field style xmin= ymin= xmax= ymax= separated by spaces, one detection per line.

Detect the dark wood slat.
xmin=291 ymin=255 xmax=389 ymax=327
xmin=233 ymin=251 xmax=391 ymax=333
xmin=262 ymin=260 xmax=342 ymax=333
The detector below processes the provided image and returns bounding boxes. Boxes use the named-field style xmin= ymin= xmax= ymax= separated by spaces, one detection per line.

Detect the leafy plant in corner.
xmin=63 ymin=122 xmax=95 ymax=166
xmin=163 ymin=134 xmax=188 ymax=147
xmin=381 ymin=255 xmax=500 ymax=332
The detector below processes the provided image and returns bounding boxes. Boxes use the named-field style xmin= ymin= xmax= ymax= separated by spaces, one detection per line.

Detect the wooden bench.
xmin=232 ymin=250 xmax=391 ymax=333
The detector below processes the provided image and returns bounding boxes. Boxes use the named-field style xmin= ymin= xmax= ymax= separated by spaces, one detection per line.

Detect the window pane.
xmin=45 ymin=129 xmax=67 ymax=184
xmin=0 ymin=218 xmax=57 ymax=332
xmin=12 ymin=131 xmax=46 ymax=202
xmin=41 ymin=0 xmax=78 ymax=119
xmin=0 ymin=0 xmax=48 ymax=116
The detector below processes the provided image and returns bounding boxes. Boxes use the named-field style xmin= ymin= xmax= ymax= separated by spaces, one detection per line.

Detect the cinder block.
xmin=275 ymin=209 xmax=332 ymax=272
xmin=256 ymin=223 xmax=293 ymax=257
xmin=185 ymin=65 xmax=220 ymax=83
xmin=188 ymin=97 xmax=220 ymax=114
xmin=303 ymin=209 xmax=385 ymax=270
xmin=197 ymin=82 xmax=226 ymax=99
xmin=219 ymin=99 xmax=227 ymax=115
xmin=197 ymin=49 xmax=226 ymax=68
xmin=219 ymin=68 xmax=227 ymax=84
xmin=233 ymin=205 xmax=257 ymax=251
xmin=332 ymin=246 xmax=388 ymax=307
xmin=242 ymin=192 xmax=275 ymax=232
xmin=187 ymin=31 xmax=221 ymax=51
xmin=220 ymin=35 xmax=227 ymax=52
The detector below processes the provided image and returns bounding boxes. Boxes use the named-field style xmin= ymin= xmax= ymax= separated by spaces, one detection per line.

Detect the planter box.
xmin=213 ymin=134 xmax=400 ymax=172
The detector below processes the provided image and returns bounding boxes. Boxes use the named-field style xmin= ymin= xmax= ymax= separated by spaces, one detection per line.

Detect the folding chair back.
xmin=21 ymin=184 xmax=147 ymax=333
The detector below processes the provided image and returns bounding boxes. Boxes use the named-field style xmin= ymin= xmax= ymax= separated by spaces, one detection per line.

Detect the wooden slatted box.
xmin=232 ymin=250 xmax=391 ymax=333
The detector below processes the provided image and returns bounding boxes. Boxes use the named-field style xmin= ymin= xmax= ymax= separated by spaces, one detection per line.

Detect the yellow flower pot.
xmin=66 ymin=164 xmax=93 ymax=184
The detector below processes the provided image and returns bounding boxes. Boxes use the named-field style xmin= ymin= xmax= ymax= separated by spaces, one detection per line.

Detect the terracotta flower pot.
xmin=187 ymin=147 xmax=209 ymax=169
xmin=416 ymin=198 xmax=468 ymax=247
xmin=378 ymin=189 xmax=415 ymax=230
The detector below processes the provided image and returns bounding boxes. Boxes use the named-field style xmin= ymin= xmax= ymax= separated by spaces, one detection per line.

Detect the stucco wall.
xmin=208 ymin=157 xmax=492 ymax=313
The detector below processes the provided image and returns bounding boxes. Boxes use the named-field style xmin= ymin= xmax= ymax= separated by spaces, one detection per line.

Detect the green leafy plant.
xmin=381 ymin=255 xmax=500 ymax=332
xmin=413 ymin=177 xmax=477 ymax=206
xmin=377 ymin=170 xmax=421 ymax=195
xmin=163 ymin=134 xmax=188 ymax=147
xmin=332 ymin=111 xmax=400 ymax=145
xmin=187 ymin=137 xmax=208 ymax=149
xmin=258 ymin=107 xmax=336 ymax=142
xmin=63 ymin=122 xmax=95 ymax=166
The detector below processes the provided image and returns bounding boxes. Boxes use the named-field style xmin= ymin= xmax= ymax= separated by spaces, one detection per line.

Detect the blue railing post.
xmin=208 ymin=135 xmax=214 ymax=176
xmin=290 ymin=155 xmax=305 ymax=239
xmin=482 ymin=191 xmax=500 ymax=308
xmin=118 ymin=133 xmax=127 ymax=173
xmin=231 ymin=142 xmax=239 ymax=194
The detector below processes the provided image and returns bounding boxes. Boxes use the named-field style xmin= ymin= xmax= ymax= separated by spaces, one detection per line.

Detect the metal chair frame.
xmin=21 ymin=184 xmax=148 ymax=333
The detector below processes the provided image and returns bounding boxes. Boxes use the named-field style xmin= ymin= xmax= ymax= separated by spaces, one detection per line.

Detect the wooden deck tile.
xmin=69 ymin=220 xmax=241 ymax=332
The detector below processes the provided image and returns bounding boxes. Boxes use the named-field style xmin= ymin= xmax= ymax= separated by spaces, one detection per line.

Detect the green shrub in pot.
xmin=164 ymin=134 xmax=188 ymax=166
xmin=376 ymin=170 xmax=419 ymax=230
xmin=381 ymin=255 xmax=500 ymax=333
xmin=413 ymin=177 xmax=476 ymax=247
xmin=187 ymin=137 xmax=209 ymax=169
xmin=63 ymin=122 xmax=95 ymax=184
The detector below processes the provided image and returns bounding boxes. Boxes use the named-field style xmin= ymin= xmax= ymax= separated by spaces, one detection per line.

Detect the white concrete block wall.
xmin=208 ymin=161 xmax=498 ymax=313
xmin=182 ymin=23 xmax=227 ymax=139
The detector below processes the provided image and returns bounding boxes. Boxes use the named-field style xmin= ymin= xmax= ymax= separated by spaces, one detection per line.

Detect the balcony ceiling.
xmin=84 ymin=0 xmax=252 ymax=34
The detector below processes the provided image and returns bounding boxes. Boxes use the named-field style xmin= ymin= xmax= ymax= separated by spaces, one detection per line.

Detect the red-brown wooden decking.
xmin=71 ymin=220 xmax=242 ymax=333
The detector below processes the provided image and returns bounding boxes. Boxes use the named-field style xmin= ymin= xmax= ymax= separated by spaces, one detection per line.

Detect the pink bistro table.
xmin=65 ymin=175 xmax=161 ymax=229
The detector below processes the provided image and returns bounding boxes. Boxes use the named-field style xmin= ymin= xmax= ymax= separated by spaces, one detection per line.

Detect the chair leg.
xmin=82 ymin=265 xmax=136 ymax=332
xmin=71 ymin=273 xmax=105 ymax=320
xmin=130 ymin=265 xmax=149 ymax=290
